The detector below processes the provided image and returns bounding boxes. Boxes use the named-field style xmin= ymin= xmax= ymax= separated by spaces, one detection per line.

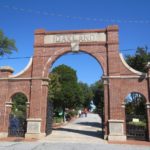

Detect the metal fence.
xmin=8 ymin=115 xmax=27 ymax=137
xmin=126 ymin=115 xmax=148 ymax=140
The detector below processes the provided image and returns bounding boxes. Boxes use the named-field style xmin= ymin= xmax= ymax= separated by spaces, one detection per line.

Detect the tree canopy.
xmin=11 ymin=93 xmax=27 ymax=119
xmin=125 ymin=46 xmax=150 ymax=72
xmin=91 ymin=81 xmax=104 ymax=115
xmin=78 ymin=82 xmax=93 ymax=108
xmin=0 ymin=30 xmax=17 ymax=56
xmin=48 ymin=64 xmax=84 ymax=111
xmin=125 ymin=92 xmax=146 ymax=116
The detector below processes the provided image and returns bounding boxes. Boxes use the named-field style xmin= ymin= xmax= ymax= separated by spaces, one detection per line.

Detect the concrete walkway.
xmin=41 ymin=113 xmax=105 ymax=143
xmin=0 ymin=113 xmax=150 ymax=150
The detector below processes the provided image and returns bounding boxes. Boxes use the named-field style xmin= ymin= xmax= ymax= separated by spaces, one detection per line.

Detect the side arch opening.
xmin=125 ymin=92 xmax=148 ymax=141
xmin=8 ymin=92 xmax=28 ymax=137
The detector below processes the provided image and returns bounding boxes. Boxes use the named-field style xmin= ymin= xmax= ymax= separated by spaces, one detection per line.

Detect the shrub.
xmin=53 ymin=117 xmax=63 ymax=123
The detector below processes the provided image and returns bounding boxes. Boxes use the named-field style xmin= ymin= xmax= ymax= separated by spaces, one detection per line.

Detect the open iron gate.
xmin=126 ymin=115 xmax=148 ymax=140
xmin=46 ymin=100 xmax=53 ymax=135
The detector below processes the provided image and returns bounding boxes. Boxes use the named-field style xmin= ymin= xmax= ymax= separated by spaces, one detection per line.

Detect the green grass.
xmin=128 ymin=121 xmax=146 ymax=128
xmin=53 ymin=117 xmax=63 ymax=123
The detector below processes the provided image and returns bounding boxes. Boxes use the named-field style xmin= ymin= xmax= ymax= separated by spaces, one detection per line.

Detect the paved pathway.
xmin=41 ymin=113 xmax=105 ymax=143
xmin=0 ymin=113 xmax=149 ymax=150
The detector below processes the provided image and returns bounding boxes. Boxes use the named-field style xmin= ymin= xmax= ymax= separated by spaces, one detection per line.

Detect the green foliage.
xmin=0 ymin=30 xmax=17 ymax=56
xmin=125 ymin=46 xmax=150 ymax=72
xmin=90 ymin=81 xmax=104 ymax=116
xmin=67 ymin=110 xmax=78 ymax=117
xmin=78 ymin=82 xmax=93 ymax=107
xmin=52 ymin=64 xmax=77 ymax=83
xmin=128 ymin=121 xmax=146 ymax=128
xmin=11 ymin=93 xmax=27 ymax=119
xmin=53 ymin=116 xmax=63 ymax=123
xmin=48 ymin=64 xmax=84 ymax=112
xmin=48 ymin=73 xmax=61 ymax=101
xmin=125 ymin=92 xmax=146 ymax=116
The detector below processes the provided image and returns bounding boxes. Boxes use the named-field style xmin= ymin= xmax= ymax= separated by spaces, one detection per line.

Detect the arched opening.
xmin=8 ymin=93 xmax=27 ymax=137
xmin=46 ymin=51 xmax=105 ymax=141
xmin=125 ymin=92 xmax=148 ymax=141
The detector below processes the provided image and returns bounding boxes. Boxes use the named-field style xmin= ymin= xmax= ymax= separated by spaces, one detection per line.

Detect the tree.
xmin=0 ymin=30 xmax=17 ymax=56
xmin=48 ymin=73 xmax=61 ymax=101
xmin=125 ymin=92 xmax=146 ymax=116
xmin=11 ymin=93 xmax=27 ymax=119
xmin=90 ymin=81 xmax=104 ymax=116
xmin=78 ymin=82 xmax=93 ymax=108
xmin=125 ymin=46 xmax=150 ymax=72
xmin=48 ymin=64 xmax=84 ymax=116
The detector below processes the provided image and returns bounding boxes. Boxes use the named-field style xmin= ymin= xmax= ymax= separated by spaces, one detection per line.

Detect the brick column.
xmin=121 ymin=102 xmax=127 ymax=136
xmin=25 ymin=29 xmax=46 ymax=139
xmin=41 ymin=80 xmax=49 ymax=133
xmin=26 ymin=102 xmax=30 ymax=118
xmin=0 ymin=67 xmax=14 ymax=138
xmin=106 ymin=25 xmax=126 ymax=141
xmin=146 ymin=62 xmax=150 ymax=141
xmin=1 ymin=102 xmax=12 ymax=138
xmin=103 ymin=78 xmax=109 ymax=139
xmin=146 ymin=103 xmax=150 ymax=141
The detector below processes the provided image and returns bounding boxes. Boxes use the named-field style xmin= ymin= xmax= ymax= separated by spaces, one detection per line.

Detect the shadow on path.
xmin=76 ymin=122 xmax=103 ymax=128
xmin=53 ymin=128 xmax=104 ymax=139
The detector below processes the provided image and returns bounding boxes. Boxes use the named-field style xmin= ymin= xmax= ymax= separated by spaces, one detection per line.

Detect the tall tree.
xmin=48 ymin=64 xmax=84 ymax=114
xmin=78 ymin=82 xmax=93 ymax=108
xmin=125 ymin=46 xmax=150 ymax=72
xmin=11 ymin=93 xmax=27 ymax=119
xmin=90 ymin=81 xmax=104 ymax=116
xmin=0 ymin=30 xmax=17 ymax=56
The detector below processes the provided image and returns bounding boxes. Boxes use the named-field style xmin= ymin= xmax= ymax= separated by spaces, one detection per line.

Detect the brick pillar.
xmin=121 ymin=102 xmax=126 ymax=136
xmin=25 ymin=29 xmax=46 ymax=139
xmin=0 ymin=66 xmax=14 ymax=138
xmin=41 ymin=80 xmax=49 ymax=133
xmin=26 ymin=102 xmax=30 ymax=118
xmin=103 ymin=78 xmax=109 ymax=139
xmin=1 ymin=102 xmax=12 ymax=138
xmin=146 ymin=103 xmax=150 ymax=141
xmin=106 ymin=25 xmax=126 ymax=141
xmin=146 ymin=62 xmax=150 ymax=141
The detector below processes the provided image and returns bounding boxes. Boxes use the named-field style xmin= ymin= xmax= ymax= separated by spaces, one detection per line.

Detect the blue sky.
xmin=0 ymin=0 xmax=150 ymax=85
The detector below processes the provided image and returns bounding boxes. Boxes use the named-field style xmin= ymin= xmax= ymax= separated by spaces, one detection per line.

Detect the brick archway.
xmin=0 ymin=25 xmax=150 ymax=141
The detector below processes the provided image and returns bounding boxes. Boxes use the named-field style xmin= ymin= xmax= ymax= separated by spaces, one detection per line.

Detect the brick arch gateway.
xmin=0 ymin=25 xmax=150 ymax=141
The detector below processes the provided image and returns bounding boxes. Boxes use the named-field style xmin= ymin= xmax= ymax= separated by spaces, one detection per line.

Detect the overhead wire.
xmin=1 ymin=5 xmax=150 ymax=24
xmin=0 ymin=47 xmax=149 ymax=60
xmin=0 ymin=5 xmax=150 ymax=60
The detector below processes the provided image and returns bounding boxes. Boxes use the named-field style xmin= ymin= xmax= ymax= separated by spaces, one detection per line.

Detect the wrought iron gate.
xmin=46 ymin=100 xmax=53 ymax=135
xmin=8 ymin=114 xmax=27 ymax=137
xmin=126 ymin=115 xmax=148 ymax=140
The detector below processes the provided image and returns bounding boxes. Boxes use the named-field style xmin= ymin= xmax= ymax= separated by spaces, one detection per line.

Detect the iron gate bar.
xmin=126 ymin=115 xmax=148 ymax=141
xmin=46 ymin=100 xmax=53 ymax=135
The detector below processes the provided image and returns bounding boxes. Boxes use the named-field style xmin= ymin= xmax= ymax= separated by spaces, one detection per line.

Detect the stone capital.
xmin=103 ymin=78 xmax=109 ymax=85
xmin=146 ymin=102 xmax=150 ymax=109
xmin=121 ymin=102 xmax=126 ymax=108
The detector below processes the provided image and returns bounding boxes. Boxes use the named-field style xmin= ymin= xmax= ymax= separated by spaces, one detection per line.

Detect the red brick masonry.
xmin=0 ymin=25 xmax=150 ymax=141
